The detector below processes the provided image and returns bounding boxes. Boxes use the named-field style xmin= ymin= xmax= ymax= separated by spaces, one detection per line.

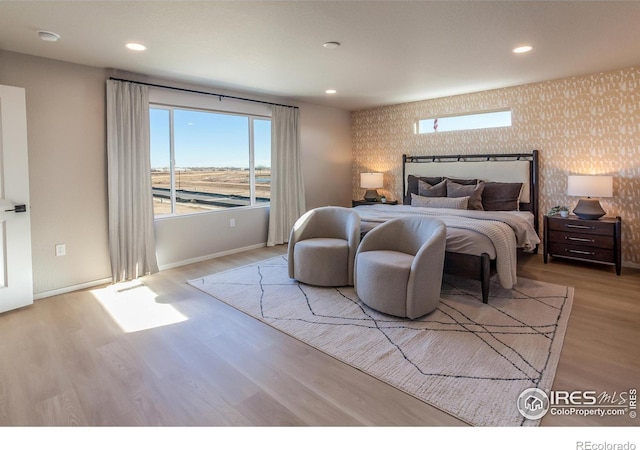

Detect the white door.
xmin=0 ymin=84 xmax=33 ymax=313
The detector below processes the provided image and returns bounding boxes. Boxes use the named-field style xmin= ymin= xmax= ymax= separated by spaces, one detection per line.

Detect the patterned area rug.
xmin=188 ymin=255 xmax=573 ymax=426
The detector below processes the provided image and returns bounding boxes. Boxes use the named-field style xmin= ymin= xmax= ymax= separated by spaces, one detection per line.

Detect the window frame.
xmin=416 ymin=109 xmax=512 ymax=134
xmin=149 ymin=103 xmax=271 ymax=219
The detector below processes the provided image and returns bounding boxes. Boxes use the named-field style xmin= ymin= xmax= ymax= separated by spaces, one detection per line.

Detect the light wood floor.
xmin=0 ymin=246 xmax=638 ymax=426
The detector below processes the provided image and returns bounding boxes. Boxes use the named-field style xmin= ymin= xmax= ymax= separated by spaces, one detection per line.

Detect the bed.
xmin=353 ymin=151 xmax=540 ymax=303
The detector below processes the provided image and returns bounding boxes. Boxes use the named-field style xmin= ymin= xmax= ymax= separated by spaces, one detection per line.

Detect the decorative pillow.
xmin=418 ymin=179 xmax=447 ymax=197
xmin=404 ymin=175 xmax=443 ymax=204
xmin=411 ymin=193 xmax=469 ymax=209
xmin=482 ymin=182 xmax=524 ymax=211
xmin=445 ymin=177 xmax=478 ymax=186
xmin=446 ymin=180 xmax=485 ymax=210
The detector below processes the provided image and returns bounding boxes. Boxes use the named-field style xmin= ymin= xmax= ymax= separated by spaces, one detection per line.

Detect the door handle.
xmin=4 ymin=204 xmax=26 ymax=213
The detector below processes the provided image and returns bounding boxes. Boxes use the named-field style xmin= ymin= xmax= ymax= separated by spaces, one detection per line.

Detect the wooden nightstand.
xmin=352 ymin=199 xmax=398 ymax=206
xmin=543 ymin=214 xmax=621 ymax=275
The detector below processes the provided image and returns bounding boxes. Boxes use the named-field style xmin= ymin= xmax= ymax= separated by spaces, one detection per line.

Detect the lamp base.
xmin=363 ymin=189 xmax=379 ymax=202
xmin=572 ymin=198 xmax=606 ymax=220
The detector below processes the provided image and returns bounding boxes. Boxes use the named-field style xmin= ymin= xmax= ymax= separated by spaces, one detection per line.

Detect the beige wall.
xmin=0 ymin=51 xmax=111 ymax=295
xmin=299 ymin=102 xmax=353 ymax=209
xmin=0 ymin=50 xmax=353 ymax=296
xmin=352 ymin=67 xmax=640 ymax=266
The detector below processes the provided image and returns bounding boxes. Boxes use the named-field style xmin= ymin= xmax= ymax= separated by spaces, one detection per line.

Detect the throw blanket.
xmin=354 ymin=205 xmax=541 ymax=289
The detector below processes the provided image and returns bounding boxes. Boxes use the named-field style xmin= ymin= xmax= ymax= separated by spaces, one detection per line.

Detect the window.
xmin=150 ymin=106 xmax=271 ymax=217
xmin=417 ymin=110 xmax=511 ymax=134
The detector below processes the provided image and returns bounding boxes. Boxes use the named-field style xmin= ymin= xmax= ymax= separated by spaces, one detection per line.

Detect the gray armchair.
xmin=354 ymin=216 xmax=446 ymax=319
xmin=288 ymin=206 xmax=361 ymax=286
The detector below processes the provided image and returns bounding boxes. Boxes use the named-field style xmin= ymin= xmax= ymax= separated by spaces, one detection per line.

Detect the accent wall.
xmin=352 ymin=67 xmax=640 ymax=266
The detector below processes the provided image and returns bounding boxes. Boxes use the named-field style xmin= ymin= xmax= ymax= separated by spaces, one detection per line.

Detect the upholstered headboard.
xmin=402 ymin=151 xmax=539 ymax=231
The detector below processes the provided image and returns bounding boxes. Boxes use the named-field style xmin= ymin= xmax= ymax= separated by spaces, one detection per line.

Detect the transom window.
xmin=150 ymin=106 xmax=271 ymax=217
xmin=417 ymin=110 xmax=512 ymax=134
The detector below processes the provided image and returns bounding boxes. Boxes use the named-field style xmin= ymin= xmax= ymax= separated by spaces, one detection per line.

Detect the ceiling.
xmin=1 ymin=1 xmax=640 ymax=111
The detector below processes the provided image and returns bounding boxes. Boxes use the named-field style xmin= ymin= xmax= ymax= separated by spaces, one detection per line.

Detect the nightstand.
xmin=352 ymin=199 xmax=398 ymax=207
xmin=543 ymin=214 xmax=621 ymax=275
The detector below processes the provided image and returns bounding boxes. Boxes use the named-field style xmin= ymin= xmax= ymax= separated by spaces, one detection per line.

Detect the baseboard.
xmin=34 ymin=277 xmax=112 ymax=300
xmin=33 ymin=243 xmax=268 ymax=300
xmin=158 ymin=242 xmax=267 ymax=271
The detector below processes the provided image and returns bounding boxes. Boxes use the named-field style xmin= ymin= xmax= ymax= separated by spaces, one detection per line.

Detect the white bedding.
xmin=353 ymin=204 xmax=541 ymax=289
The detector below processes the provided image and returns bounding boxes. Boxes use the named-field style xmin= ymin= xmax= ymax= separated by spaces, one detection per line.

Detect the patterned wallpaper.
xmin=352 ymin=67 xmax=640 ymax=266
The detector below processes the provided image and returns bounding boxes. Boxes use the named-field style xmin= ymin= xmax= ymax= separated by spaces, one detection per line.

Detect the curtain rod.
xmin=108 ymin=77 xmax=299 ymax=109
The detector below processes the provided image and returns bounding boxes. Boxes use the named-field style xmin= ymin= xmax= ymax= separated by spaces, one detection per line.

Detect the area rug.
xmin=187 ymin=255 xmax=573 ymax=426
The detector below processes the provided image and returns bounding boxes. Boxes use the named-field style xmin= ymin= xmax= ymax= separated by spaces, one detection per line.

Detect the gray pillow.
xmin=418 ymin=179 xmax=447 ymax=197
xmin=404 ymin=175 xmax=443 ymax=204
xmin=446 ymin=180 xmax=485 ymax=210
xmin=445 ymin=177 xmax=477 ymax=186
xmin=411 ymin=193 xmax=469 ymax=209
xmin=482 ymin=182 xmax=523 ymax=211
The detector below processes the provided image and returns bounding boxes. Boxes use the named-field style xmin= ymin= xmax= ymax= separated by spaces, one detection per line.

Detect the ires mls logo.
xmin=549 ymin=390 xmax=598 ymax=405
xmin=517 ymin=388 xmax=550 ymax=420
xmin=517 ymin=388 xmax=637 ymax=420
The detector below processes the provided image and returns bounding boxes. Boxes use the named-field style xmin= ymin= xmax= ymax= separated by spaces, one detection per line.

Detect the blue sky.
xmin=419 ymin=110 xmax=511 ymax=134
xmin=150 ymin=108 xmax=271 ymax=169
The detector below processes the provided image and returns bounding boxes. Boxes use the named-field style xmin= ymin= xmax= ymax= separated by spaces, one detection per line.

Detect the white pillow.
xmin=411 ymin=193 xmax=469 ymax=209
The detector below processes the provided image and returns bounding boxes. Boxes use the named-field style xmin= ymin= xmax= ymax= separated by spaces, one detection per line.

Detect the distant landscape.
xmin=151 ymin=167 xmax=270 ymax=215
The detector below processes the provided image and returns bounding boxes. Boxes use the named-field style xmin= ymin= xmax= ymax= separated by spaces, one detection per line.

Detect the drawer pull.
xmin=568 ymin=249 xmax=595 ymax=256
xmin=566 ymin=224 xmax=595 ymax=230
xmin=566 ymin=236 xmax=595 ymax=243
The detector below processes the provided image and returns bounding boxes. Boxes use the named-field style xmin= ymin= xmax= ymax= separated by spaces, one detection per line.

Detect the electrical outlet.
xmin=55 ymin=244 xmax=66 ymax=256
xmin=230 ymin=218 xmax=236 ymax=228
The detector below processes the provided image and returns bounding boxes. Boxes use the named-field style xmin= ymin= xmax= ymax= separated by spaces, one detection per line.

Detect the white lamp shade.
xmin=360 ymin=172 xmax=384 ymax=189
xmin=567 ymin=175 xmax=613 ymax=198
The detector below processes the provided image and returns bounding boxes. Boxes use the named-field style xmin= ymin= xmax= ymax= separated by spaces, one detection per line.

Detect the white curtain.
xmin=267 ymin=105 xmax=306 ymax=246
xmin=106 ymin=80 xmax=159 ymax=282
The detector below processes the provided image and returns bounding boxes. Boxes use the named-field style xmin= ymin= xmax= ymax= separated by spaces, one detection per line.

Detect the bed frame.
xmin=402 ymin=150 xmax=539 ymax=303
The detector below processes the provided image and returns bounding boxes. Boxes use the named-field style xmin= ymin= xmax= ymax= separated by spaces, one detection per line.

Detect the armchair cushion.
xmin=355 ymin=250 xmax=414 ymax=317
xmin=293 ymin=238 xmax=350 ymax=287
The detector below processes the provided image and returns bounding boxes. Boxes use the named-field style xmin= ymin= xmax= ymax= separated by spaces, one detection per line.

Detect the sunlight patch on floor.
xmin=91 ymin=280 xmax=188 ymax=333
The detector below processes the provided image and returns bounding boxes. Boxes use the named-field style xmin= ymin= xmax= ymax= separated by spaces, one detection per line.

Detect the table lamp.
xmin=361 ymin=173 xmax=384 ymax=201
xmin=567 ymin=175 xmax=613 ymax=220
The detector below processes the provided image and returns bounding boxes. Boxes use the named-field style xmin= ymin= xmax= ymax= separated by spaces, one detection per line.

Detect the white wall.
xmin=154 ymin=206 xmax=270 ymax=269
xmin=0 ymin=50 xmax=353 ymax=297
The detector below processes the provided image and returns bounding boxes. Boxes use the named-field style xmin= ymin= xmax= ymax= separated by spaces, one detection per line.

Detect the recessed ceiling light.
xmin=513 ymin=45 xmax=533 ymax=54
xmin=323 ymin=42 xmax=340 ymax=49
xmin=126 ymin=42 xmax=147 ymax=51
xmin=38 ymin=30 xmax=60 ymax=42
xmin=325 ymin=89 xmax=337 ymax=94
